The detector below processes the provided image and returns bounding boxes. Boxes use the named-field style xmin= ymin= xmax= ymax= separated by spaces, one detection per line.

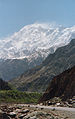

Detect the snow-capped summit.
xmin=0 ymin=23 xmax=75 ymax=60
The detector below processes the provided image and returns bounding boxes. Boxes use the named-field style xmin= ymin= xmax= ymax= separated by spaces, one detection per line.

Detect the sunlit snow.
xmin=0 ymin=23 xmax=75 ymax=60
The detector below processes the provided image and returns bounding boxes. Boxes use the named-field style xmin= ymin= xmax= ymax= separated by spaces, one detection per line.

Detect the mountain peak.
xmin=0 ymin=23 xmax=75 ymax=60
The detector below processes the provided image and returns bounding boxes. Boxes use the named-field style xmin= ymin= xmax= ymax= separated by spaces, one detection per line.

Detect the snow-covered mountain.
xmin=0 ymin=23 xmax=75 ymax=61
xmin=0 ymin=23 xmax=75 ymax=81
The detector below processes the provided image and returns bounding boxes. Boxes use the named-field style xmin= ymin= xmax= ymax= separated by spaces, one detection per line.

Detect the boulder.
xmin=21 ymin=109 xmax=29 ymax=114
xmin=30 ymin=116 xmax=37 ymax=119
xmin=8 ymin=112 xmax=16 ymax=118
xmin=19 ymin=114 xmax=27 ymax=119
xmin=0 ymin=112 xmax=10 ymax=119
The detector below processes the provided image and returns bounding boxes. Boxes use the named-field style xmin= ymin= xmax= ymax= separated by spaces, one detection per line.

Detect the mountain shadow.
xmin=39 ymin=66 xmax=75 ymax=102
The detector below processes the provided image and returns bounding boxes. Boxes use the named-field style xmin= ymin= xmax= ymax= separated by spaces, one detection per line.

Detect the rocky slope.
xmin=39 ymin=66 xmax=75 ymax=103
xmin=0 ymin=78 xmax=11 ymax=90
xmin=0 ymin=23 xmax=75 ymax=80
xmin=9 ymin=39 xmax=75 ymax=92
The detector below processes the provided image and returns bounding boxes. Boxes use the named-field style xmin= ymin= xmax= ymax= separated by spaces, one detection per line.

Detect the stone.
xmin=52 ymin=108 xmax=55 ymax=111
xmin=56 ymin=103 xmax=60 ymax=106
xmin=41 ymin=107 xmax=44 ymax=110
xmin=72 ymin=103 xmax=75 ymax=108
xmin=0 ymin=112 xmax=11 ymax=119
xmin=23 ymin=115 xmax=30 ymax=119
xmin=17 ymin=106 xmax=23 ymax=109
xmin=28 ymin=105 xmax=30 ymax=107
xmin=30 ymin=116 xmax=37 ymax=119
xmin=0 ymin=109 xmax=3 ymax=113
xmin=50 ymin=116 xmax=54 ymax=119
xmin=19 ymin=114 xmax=27 ymax=119
xmin=65 ymin=101 xmax=72 ymax=107
xmin=21 ymin=109 xmax=29 ymax=113
xmin=23 ymin=111 xmax=37 ymax=119
xmin=39 ymin=103 xmax=43 ymax=106
xmin=8 ymin=112 xmax=16 ymax=118
xmin=48 ymin=101 xmax=52 ymax=105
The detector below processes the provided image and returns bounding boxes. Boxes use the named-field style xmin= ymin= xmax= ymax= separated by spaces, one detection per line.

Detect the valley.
xmin=0 ymin=23 xmax=75 ymax=81
xmin=0 ymin=1 xmax=75 ymax=119
xmin=9 ymin=39 xmax=75 ymax=92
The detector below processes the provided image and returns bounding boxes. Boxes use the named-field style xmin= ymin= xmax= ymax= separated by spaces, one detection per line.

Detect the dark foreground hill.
xmin=39 ymin=66 xmax=75 ymax=102
xmin=9 ymin=39 xmax=75 ymax=92
xmin=0 ymin=78 xmax=11 ymax=90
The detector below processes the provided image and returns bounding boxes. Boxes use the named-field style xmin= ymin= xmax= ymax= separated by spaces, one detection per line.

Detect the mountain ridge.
xmin=1 ymin=23 xmax=75 ymax=80
xmin=9 ymin=39 xmax=75 ymax=92
xmin=0 ymin=23 xmax=75 ymax=60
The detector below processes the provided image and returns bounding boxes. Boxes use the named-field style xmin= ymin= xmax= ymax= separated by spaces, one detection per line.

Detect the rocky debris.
xmin=0 ymin=103 xmax=75 ymax=119
xmin=0 ymin=111 xmax=10 ymax=119
xmin=23 ymin=111 xmax=57 ymax=119
xmin=67 ymin=96 xmax=75 ymax=108
xmin=39 ymin=96 xmax=75 ymax=108
xmin=23 ymin=111 xmax=38 ymax=119
xmin=41 ymin=97 xmax=65 ymax=107
xmin=0 ymin=105 xmax=16 ymax=113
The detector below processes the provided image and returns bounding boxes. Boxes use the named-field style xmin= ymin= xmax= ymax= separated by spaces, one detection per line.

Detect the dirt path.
xmin=30 ymin=104 xmax=75 ymax=112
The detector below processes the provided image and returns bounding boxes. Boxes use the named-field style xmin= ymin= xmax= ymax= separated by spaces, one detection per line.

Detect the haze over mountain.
xmin=9 ymin=39 xmax=75 ymax=92
xmin=0 ymin=23 xmax=75 ymax=80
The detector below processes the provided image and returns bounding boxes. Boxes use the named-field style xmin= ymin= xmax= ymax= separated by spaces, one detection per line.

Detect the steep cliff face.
xmin=0 ymin=78 xmax=11 ymax=90
xmin=39 ymin=66 xmax=75 ymax=102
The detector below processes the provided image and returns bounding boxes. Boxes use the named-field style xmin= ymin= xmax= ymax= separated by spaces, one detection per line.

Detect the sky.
xmin=0 ymin=0 xmax=75 ymax=38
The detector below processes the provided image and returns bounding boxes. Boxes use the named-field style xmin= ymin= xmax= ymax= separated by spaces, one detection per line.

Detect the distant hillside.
xmin=39 ymin=66 xmax=75 ymax=102
xmin=9 ymin=39 xmax=75 ymax=92
xmin=0 ymin=57 xmax=43 ymax=80
xmin=0 ymin=78 xmax=11 ymax=90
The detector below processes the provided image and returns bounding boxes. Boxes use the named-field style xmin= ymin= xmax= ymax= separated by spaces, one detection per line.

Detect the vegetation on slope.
xmin=0 ymin=90 xmax=42 ymax=104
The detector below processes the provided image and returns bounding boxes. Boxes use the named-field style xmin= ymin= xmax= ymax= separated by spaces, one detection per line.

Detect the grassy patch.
xmin=0 ymin=90 xmax=42 ymax=104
